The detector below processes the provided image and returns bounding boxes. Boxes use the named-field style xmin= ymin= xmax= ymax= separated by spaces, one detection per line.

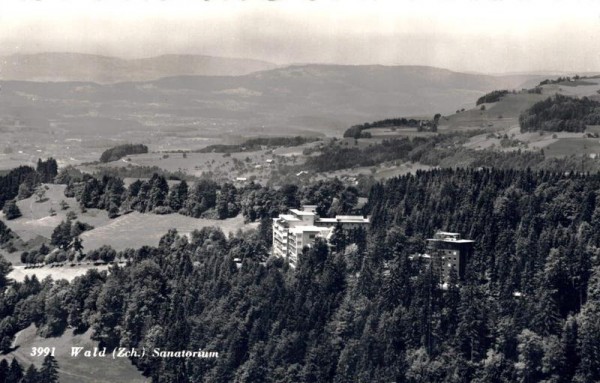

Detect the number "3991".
xmin=30 ymin=347 xmax=55 ymax=357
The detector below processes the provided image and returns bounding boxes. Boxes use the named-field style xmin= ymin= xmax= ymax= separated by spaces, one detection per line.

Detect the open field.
xmin=545 ymin=138 xmax=600 ymax=158
xmin=439 ymin=92 xmax=547 ymax=133
xmin=372 ymin=162 xmax=436 ymax=179
xmin=81 ymin=137 xmax=324 ymax=184
xmin=1 ymin=183 xmax=258 ymax=274
xmin=463 ymin=126 xmax=591 ymax=152
xmin=83 ymin=148 xmax=286 ymax=183
xmin=1 ymin=184 xmax=110 ymax=243
xmin=463 ymin=129 xmax=600 ymax=157
xmin=545 ymin=81 xmax=600 ymax=98
xmin=1 ymin=325 xmax=147 ymax=383
xmin=446 ymin=82 xmax=600 ymax=156
xmin=80 ymin=212 xmax=258 ymax=252
xmin=316 ymin=161 xmax=435 ymax=181
xmin=271 ymin=139 xmax=324 ymax=157
xmin=367 ymin=127 xmax=437 ymax=138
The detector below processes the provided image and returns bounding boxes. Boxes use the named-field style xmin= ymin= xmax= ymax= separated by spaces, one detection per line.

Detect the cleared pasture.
xmin=462 ymin=126 xmax=592 ymax=152
xmin=1 ymin=184 xmax=110 ymax=242
xmin=545 ymin=82 xmax=600 ymax=98
xmin=367 ymin=127 xmax=437 ymax=138
xmin=316 ymin=161 xmax=434 ymax=181
xmin=544 ymin=138 xmax=600 ymax=158
xmin=84 ymin=148 xmax=286 ymax=184
xmin=80 ymin=212 xmax=258 ymax=252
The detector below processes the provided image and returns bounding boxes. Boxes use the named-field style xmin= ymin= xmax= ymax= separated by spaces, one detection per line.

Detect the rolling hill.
xmin=0 ymin=52 xmax=278 ymax=83
xmin=0 ymin=64 xmax=546 ymax=168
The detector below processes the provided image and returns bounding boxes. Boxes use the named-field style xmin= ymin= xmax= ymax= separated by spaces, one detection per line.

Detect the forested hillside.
xmin=476 ymin=89 xmax=509 ymax=105
xmin=519 ymin=94 xmax=600 ymax=132
xmin=1 ymin=168 xmax=600 ymax=382
xmin=0 ymin=158 xmax=57 ymax=209
xmin=297 ymin=132 xmax=600 ymax=174
xmin=99 ymin=144 xmax=148 ymax=163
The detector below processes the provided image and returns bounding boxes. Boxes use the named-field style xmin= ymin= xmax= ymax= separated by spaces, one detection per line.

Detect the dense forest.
xmin=59 ymin=170 xmax=360 ymax=222
xmin=476 ymin=90 xmax=509 ymax=106
xmin=99 ymin=144 xmax=149 ymax=163
xmin=538 ymin=75 xmax=595 ymax=86
xmin=300 ymin=132 xmax=475 ymax=173
xmin=0 ymin=167 xmax=37 ymax=210
xmin=343 ymin=116 xmax=438 ymax=139
xmin=305 ymin=138 xmax=417 ymax=172
xmin=0 ymin=355 xmax=59 ymax=383
xmin=0 ymin=158 xmax=57 ymax=210
xmin=0 ymin=220 xmax=17 ymax=250
xmin=91 ymin=165 xmax=190 ymax=181
xmin=1 ymin=168 xmax=600 ymax=382
xmin=519 ymin=94 xmax=600 ymax=132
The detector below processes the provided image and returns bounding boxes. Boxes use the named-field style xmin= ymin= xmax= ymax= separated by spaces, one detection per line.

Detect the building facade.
xmin=273 ymin=205 xmax=369 ymax=266
xmin=426 ymin=231 xmax=474 ymax=280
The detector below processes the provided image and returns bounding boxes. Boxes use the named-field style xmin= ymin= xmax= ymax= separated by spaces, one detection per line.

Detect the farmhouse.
xmin=272 ymin=205 xmax=369 ymax=266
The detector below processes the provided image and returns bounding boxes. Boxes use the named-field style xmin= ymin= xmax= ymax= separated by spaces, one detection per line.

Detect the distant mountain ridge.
xmin=0 ymin=52 xmax=279 ymax=83
xmin=0 ymin=63 xmax=548 ymax=141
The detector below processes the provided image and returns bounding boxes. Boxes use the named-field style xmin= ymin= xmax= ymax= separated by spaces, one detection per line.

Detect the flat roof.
xmin=427 ymin=238 xmax=475 ymax=243
xmin=316 ymin=216 xmax=369 ymax=223
xmin=277 ymin=214 xmax=300 ymax=222
xmin=317 ymin=218 xmax=337 ymax=222
xmin=289 ymin=226 xmax=330 ymax=234
xmin=336 ymin=215 xmax=369 ymax=221
xmin=289 ymin=209 xmax=316 ymax=216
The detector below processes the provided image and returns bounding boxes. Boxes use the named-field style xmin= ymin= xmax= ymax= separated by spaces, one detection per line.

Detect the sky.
xmin=0 ymin=0 xmax=599 ymax=74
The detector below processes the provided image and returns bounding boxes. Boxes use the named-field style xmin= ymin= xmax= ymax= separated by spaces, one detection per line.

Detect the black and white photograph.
xmin=0 ymin=0 xmax=599 ymax=381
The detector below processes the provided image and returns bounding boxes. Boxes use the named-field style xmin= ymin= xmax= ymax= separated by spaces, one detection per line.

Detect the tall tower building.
xmin=426 ymin=231 xmax=474 ymax=280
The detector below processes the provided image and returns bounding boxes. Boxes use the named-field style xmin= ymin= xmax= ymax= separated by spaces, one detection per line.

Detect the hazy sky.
xmin=1 ymin=0 xmax=599 ymax=73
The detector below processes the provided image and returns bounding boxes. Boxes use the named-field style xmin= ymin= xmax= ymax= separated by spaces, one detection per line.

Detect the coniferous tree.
xmin=575 ymin=266 xmax=600 ymax=382
xmin=22 ymin=364 xmax=39 ymax=383
xmin=168 ymin=179 xmax=188 ymax=212
xmin=148 ymin=174 xmax=169 ymax=210
xmin=36 ymin=158 xmax=58 ymax=183
xmin=39 ymin=355 xmax=59 ymax=383
xmin=530 ymin=288 xmax=561 ymax=336
xmin=329 ymin=224 xmax=347 ymax=253
xmin=515 ymin=329 xmax=544 ymax=383
xmin=560 ymin=315 xmax=579 ymax=382
xmin=0 ymin=255 xmax=12 ymax=290
xmin=457 ymin=284 xmax=489 ymax=362
xmin=6 ymin=359 xmax=23 ymax=383
xmin=2 ymin=199 xmax=21 ymax=220
xmin=0 ymin=359 xmax=8 ymax=383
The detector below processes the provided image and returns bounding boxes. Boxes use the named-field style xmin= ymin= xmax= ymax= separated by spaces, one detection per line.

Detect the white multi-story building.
xmin=272 ymin=205 xmax=369 ymax=266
